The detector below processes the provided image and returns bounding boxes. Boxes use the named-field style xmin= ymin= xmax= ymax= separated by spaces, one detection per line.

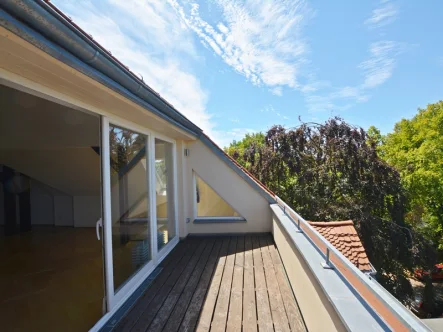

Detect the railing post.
xmin=295 ymin=217 xmax=302 ymax=233
xmin=322 ymin=248 xmax=333 ymax=269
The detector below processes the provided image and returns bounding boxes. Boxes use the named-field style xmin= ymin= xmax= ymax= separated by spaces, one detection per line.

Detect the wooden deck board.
xmin=114 ymin=238 xmax=197 ymax=332
xmin=252 ymin=236 xmax=274 ymax=332
xmin=168 ymin=239 xmax=223 ymax=332
xmin=242 ymin=236 xmax=258 ymax=332
xmin=266 ymin=235 xmax=307 ymax=332
xmin=112 ymin=235 xmax=306 ymax=332
xmin=226 ymin=236 xmax=244 ymax=332
xmin=131 ymin=240 xmax=207 ymax=332
xmin=146 ymin=239 xmax=214 ymax=332
xmin=195 ymin=237 xmax=231 ymax=332
xmin=210 ymin=236 xmax=238 ymax=332
xmin=259 ymin=235 xmax=290 ymax=332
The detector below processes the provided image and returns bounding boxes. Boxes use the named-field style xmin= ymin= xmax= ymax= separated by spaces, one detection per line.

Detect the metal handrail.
xmin=274 ymin=195 xmax=430 ymax=332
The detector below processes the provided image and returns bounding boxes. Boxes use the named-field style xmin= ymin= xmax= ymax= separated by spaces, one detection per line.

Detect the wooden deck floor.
xmin=114 ymin=234 xmax=307 ymax=332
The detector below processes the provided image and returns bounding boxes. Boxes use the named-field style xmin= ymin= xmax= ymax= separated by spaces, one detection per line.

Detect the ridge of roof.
xmin=309 ymin=220 xmax=353 ymax=227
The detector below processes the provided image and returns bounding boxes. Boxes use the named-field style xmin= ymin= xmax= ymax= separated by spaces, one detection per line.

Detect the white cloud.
xmin=270 ymin=87 xmax=283 ymax=96
xmin=359 ymin=41 xmax=398 ymax=88
xmin=365 ymin=1 xmax=398 ymax=29
xmin=52 ymin=0 xmax=217 ymax=140
xmin=303 ymin=40 xmax=399 ymax=113
xmin=168 ymin=0 xmax=311 ymax=89
xmin=260 ymin=104 xmax=290 ymax=120
xmin=303 ymin=0 xmax=402 ymax=114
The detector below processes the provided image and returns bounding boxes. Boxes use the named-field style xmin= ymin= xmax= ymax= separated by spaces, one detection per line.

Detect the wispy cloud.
xmin=168 ymin=0 xmax=311 ymax=93
xmin=365 ymin=1 xmax=398 ymax=29
xmin=303 ymin=40 xmax=400 ymax=113
xmin=303 ymin=1 xmax=402 ymax=113
xmin=360 ymin=41 xmax=398 ymax=88
xmin=261 ymin=104 xmax=290 ymax=120
xmin=52 ymin=0 xmax=217 ymax=139
xmin=270 ymin=87 xmax=283 ymax=96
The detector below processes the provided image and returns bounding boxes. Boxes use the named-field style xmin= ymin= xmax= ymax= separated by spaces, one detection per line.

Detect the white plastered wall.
xmin=182 ymin=139 xmax=272 ymax=236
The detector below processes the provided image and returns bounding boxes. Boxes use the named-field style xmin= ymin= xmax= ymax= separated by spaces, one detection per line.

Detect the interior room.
xmin=0 ymin=84 xmax=104 ymax=331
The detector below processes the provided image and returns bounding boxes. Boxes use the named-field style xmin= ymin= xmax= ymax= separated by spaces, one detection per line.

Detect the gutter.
xmin=0 ymin=0 xmax=203 ymax=137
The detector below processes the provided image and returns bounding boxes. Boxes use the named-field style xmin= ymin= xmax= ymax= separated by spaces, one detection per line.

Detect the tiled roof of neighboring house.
xmin=309 ymin=220 xmax=373 ymax=272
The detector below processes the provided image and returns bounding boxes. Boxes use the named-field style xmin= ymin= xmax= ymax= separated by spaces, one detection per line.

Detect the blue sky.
xmin=53 ymin=0 xmax=443 ymax=147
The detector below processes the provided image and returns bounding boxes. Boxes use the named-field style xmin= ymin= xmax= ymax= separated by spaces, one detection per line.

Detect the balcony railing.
xmin=273 ymin=195 xmax=430 ymax=331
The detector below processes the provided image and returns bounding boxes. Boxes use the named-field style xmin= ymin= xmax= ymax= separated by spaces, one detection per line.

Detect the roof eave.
xmin=0 ymin=0 xmax=203 ymax=137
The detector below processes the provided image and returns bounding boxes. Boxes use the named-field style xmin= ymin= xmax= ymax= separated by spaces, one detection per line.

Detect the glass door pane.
xmin=155 ymin=138 xmax=176 ymax=251
xmin=0 ymin=85 xmax=105 ymax=331
xmin=109 ymin=125 xmax=151 ymax=292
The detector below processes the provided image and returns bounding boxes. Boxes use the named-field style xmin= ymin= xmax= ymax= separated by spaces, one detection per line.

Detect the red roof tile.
xmin=309 ymin=220 xmax=373 ymax=272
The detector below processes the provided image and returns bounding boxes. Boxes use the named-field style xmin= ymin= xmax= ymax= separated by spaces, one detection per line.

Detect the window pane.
xmin=109 ymin=125 xmax=151 ymax=292
xmin=196 ymin=175 xmax=240 ymax=217
xmin=155 ymin=139 xmax=175 ymax=250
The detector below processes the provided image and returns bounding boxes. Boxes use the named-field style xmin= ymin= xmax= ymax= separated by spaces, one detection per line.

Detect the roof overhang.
xmin=0 ymin=0 xmax=203 ymax=138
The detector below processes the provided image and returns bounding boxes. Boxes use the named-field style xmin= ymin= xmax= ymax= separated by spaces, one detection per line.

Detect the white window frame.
xmin=152 ymin=136 xmax=179 ymax=262
xmin=192 ymin=171 xmax=245 ymax=221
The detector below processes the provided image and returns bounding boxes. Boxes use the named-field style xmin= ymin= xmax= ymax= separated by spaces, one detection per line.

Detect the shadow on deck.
xmin=111 ymin=234 xmax=307 ymax=332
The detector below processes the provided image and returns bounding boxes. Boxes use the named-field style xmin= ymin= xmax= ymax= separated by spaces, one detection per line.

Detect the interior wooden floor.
xmin=0 ymin=226 xmax=105 ymax=332
xmin=114 ymin=234 xmax=307 ymax=332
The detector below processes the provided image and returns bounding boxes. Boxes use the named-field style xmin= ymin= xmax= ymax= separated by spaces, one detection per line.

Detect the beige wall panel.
xmin=272 ymin=217 xmax=346 ymax=332
xmin=184 ymin=139 xmax=272 ymax=235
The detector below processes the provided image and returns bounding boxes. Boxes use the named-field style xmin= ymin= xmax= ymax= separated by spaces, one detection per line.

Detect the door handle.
xmin=96 ymin=218 xmax=103 ymax=240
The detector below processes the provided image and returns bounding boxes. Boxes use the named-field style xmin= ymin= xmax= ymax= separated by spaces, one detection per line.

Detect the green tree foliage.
xmin=380 ymin=101 xmax=443 ymax=251
xmin=226 ymin=117 xmax=435 ymax=303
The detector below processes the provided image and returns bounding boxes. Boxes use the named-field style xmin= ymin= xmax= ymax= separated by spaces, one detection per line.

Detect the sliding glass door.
xmin=101 ymin=118 xmax=178 ymax=312
xmin=108 ymin=124 xmax=152 ymax=292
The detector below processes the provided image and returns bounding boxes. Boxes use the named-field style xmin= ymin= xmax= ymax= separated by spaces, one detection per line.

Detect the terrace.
xmin=0 ymin=1 xmax=434 ymax=331
xmin=97 ymin=199 xmax=430 ymax=332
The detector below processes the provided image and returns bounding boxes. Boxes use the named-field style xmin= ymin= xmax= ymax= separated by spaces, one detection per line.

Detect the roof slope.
xmin=309 ymin=220 xmax=373 ymax=272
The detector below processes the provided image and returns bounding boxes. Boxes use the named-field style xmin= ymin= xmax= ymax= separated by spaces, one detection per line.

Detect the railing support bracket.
xmin=322 ymin=248 xmax=334 ymax=269
xmin=295 ymin=218 xmax=303 ymax=233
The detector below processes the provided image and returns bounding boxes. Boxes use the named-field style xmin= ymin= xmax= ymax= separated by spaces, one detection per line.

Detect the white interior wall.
xmin=54 ymin=195 xmax=74 ymax=226
xmin=183 ymin=139 xmax=272 ymax=235
xmin=30 ymin=179 xmax=55 ymax=225
xmin=73 ymin=196 xmax=101 ymax=227
xmin=29 ymin=179 xmax=75 ymax=226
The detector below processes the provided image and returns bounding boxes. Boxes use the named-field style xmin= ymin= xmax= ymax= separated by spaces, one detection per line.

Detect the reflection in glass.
xmin=109 ymin=125 xmax=151 ymax=292
xmin=155 ymin=139 xmax=176 ymax=251
xmin=196 ymin=175 xmax=240 ymax=217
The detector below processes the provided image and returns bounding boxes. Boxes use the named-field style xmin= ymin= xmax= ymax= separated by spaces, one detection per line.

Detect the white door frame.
xmin=152 ymin=136 xmax=179 ymax=261
xmin=100 ymin=115 xmax=179 ymax=314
